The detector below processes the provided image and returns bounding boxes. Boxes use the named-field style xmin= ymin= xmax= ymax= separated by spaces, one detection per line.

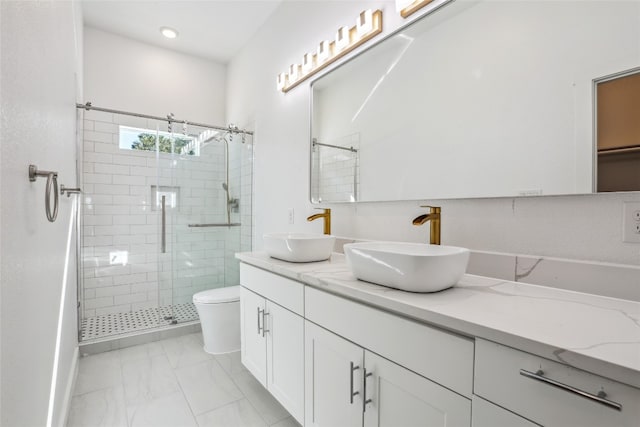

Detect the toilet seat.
xmin=193 ymin=286 xmax=240 ymax=304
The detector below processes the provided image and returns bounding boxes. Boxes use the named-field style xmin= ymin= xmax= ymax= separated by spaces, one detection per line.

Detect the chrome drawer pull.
xmin=350 ymin=362 xmax=360 ymax=404
xmin=261 ymin=311 xmax=269 ymax=337
xmin=257 ymin=307 xmax=263 ymax=335
xmin=519 ymin=369 xmax=622 ymax=411
xmin=363 ymin=369 xmax=373 ymax=412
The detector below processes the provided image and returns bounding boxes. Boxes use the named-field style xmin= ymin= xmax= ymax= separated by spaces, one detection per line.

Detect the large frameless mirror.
xmin=310 ymin=0 xmax=640 ymax=203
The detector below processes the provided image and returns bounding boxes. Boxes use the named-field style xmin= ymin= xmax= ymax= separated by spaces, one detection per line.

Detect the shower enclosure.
xmin=77 ymin=104 xmax=253 ymax=341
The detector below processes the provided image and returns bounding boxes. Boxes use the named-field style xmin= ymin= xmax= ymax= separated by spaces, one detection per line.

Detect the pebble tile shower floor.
xmin=81 ymin=302 xmax=199 ymax=340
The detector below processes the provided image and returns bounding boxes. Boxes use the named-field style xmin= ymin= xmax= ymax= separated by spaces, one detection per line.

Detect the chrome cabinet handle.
xmin=363 ymin=369 xmax=373 ymax=412
xmin=261 ymin=311 xmax=269 ymax=337
xmin=350 ymin=362 xmax=360 ymax=404
xmin=257 ymin=307 xmax=263 ymax=335
xmin=161 ymin=195 xmax=166 ymax=253
xmin=519 ymin=369 xmax=622 ymax=411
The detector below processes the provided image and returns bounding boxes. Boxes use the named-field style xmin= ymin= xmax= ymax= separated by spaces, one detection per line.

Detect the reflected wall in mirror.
xmin=310 ymin=0 xmax=640 ymax=203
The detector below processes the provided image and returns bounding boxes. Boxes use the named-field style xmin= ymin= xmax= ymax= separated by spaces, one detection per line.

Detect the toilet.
xmin=193 ymin=285 xmax=241 ymax=354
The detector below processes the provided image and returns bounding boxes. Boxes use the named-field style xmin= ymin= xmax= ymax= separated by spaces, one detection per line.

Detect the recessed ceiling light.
xmin=160 ymin=27 xmax=178 ymax=39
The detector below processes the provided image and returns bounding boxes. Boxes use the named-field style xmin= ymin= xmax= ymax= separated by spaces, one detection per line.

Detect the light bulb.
xmin=302 ymin=53 xmax=314 ymax=74
xmin=317 ymin=40 xmax=331 ymax=63
xmin=276 ymin=73 xmax=287 ymax=91
xmin=335 ymin=26 xmax=350 ymax=51
xmin=289 ymin=64 xmax=301 ymax=81
xmin=356 ymin=10 xmax=373 ymax=37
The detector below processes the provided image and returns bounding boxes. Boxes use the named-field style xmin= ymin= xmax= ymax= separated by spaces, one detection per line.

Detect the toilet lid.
xmin=193 ymin=286 xmax=240 ymax=304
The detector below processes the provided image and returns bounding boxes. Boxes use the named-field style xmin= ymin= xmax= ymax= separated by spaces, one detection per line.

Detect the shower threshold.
xmin=81 ymin=302 xmax=199 ymax=341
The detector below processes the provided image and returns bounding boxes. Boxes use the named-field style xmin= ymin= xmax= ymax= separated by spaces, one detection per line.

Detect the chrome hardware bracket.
xmin=60 ymin=185 xmax=82 ymax=197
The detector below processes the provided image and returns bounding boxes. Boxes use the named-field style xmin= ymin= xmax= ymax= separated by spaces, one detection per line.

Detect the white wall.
xmin=1 ymin=1 xmax=82 ymax=426
xmin=227 ymin=0 xmax=640 ymax=267
xmin=84 ymin=27 xmax=226 ymax=125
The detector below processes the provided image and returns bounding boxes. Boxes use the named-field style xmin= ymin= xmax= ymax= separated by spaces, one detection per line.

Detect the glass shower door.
xmin=80 ymin=113 xmax=178 ymax=339
xmin=79 ymin=109 xmax=253 ymax=341
xmin=161 ymin=124 xmax=252 ymax=324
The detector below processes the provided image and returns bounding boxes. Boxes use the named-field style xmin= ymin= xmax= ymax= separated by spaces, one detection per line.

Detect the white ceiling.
xmin=81 ymin=0 xmax=283 ymax=63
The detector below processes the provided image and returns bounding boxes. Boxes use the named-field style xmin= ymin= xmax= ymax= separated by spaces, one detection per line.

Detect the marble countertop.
xmin=236 ymin=251 xmax=640 ymax=389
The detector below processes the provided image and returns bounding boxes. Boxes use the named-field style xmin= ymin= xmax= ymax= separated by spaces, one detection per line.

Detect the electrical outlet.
xmin=288 ymin=208 xmax=295 ymax=225
xmin=622 ymin=202 xmax=640 ymax=243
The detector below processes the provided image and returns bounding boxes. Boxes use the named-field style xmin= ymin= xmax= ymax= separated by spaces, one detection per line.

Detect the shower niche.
xmin=78 ymin=106 xmax=253 ymax=341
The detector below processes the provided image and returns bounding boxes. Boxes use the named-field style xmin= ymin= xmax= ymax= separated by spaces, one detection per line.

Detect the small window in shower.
xmin=119 ymin=125 xmax=198 ymax=155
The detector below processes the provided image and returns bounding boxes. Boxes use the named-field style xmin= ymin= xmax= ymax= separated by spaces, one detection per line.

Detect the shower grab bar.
xmin=28 ymin=164 xmax=59 ymax=222
xmin=188 ymin=223 xmax=241 ymax=228
xmin=161 ymin=196 xmax=166 ymax=253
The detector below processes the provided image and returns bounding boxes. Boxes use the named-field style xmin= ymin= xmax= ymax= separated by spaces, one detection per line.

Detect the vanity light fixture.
xmin=317 ymin=40 xmax=331 ymax=64
xmin=160 ymin=26 xmax=179 ymax=39
xmin=396 ymin=0 xmax=435 ymax=18
xmin=335 ymin=26 xmax=350 ymax=51
xmin=276 ymin=73 xmax=287 ymax=91
xmin=289 ymin=63 xmax=301 ymax=82
xmin=356 ymin=9 xmax=374 ymax=37
xmin=302 ymin=53 xmax=314 ymax=74
xmin=276 ymin=9 xmax=383 ymax=93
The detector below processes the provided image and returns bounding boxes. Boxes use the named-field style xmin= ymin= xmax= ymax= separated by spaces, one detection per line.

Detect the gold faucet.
xmin=307 ymin=208 xmax=331 ymax=235
xmin=412 ymin=206 xmax=441 ymax=245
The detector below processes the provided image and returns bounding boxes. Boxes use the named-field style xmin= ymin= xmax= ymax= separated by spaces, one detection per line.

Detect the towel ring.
xmin=28 ymin=165 xmax=59 ymax=223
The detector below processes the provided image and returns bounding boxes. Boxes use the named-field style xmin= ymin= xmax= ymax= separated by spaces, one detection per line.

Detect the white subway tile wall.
xmin=81 ymin=111 xmax=252 ymax=327
xmin=312 ymin=133 xmax=359 ymax=202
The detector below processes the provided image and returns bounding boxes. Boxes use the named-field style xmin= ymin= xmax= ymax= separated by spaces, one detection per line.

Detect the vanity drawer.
xmin=240 ymin=264 xmax=304 ymax=316
xmin=474 ymin=339 xmax=640 ymax=427
xmin=305 ymin=286 xmax=474 ymax=397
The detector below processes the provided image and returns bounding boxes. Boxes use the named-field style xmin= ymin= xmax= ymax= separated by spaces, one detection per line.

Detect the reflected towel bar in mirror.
xmin=188 ymin=223 xmax=241 ymax=227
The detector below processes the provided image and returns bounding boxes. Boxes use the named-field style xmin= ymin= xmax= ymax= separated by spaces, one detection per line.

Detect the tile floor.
xmin=67 ymin=332 xmax=300 ymax=427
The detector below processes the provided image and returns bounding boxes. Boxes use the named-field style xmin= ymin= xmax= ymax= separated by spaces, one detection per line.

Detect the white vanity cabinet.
xmin=471 ymin=396 xmax=539 ymax=427
xmin=305 ymin=285 xmax=473 ymax=427
xmin=237 ymin=255 xmax=640 ymax=427
xmin=474 ymin=339 xmax=640 ymax=427
xmin=239 ymin=264 xmax=304 ymax=424
xmin=305 ymin=321 xmax=471 ymax=427
xmin=304 ymin=321 xmax=364 ymax=427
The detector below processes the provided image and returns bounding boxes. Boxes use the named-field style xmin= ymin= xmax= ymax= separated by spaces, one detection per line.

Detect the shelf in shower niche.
xmin=188 ymin=223 xmax=242 ymax=227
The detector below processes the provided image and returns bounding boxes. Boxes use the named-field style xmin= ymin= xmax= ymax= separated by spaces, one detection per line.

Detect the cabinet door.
xmin=305 ymin=321 xmax=364 ymax=427
xmin=240 ymin=286 xmax=267 ymax=386
xmin=471 ymin=396 xmax=539 ymax=427
xmin=266 ymin=301 xmax=304 ymax=424
xmin=363 ymin=350 xmax=471 ymax=427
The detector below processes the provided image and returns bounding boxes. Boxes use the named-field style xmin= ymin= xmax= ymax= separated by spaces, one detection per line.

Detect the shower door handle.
xmin=161 ymin=195 xmax=166 ymax=253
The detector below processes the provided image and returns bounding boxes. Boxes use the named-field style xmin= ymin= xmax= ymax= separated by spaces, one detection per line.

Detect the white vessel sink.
xmin=264 ymin=233 xmax=336 ymax=263
xmin=343 ymin=241 xmax=470 ymax=292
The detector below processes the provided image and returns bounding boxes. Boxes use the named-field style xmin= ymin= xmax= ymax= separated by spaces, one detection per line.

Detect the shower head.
xmin=222 ymin=183 xmax=228 ymax=191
